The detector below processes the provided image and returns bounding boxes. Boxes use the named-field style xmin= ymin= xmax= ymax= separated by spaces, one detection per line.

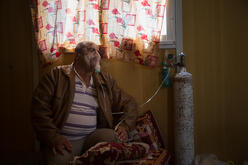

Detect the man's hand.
xmin=116 ymin=125 xmax=129 ymax=142
xmin=52 ymin=136 xmax=72 ymax=155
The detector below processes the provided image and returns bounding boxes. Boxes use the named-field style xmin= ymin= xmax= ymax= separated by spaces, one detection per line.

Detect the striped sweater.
xmin=60 ymin=76 xmax=98 ymax=140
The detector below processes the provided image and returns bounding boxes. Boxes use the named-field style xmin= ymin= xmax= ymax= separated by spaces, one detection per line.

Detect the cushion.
xmin=117 ymin=110 xmax=171 ymax=165
xmin=117 ymin=148 xmax=170 ymax=165
xmin=129 ymin=110 xmax=165 ymax=151
xmin=74 ymin=142 xmax=149 ymax=165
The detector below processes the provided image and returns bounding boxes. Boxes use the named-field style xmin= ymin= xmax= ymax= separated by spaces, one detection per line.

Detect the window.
xmin=160 ymin=0 xmax=182 ymax=51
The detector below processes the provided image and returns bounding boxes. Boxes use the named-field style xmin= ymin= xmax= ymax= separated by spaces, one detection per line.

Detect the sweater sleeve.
xmin=31 ymin=68 xmax=62 ymax=148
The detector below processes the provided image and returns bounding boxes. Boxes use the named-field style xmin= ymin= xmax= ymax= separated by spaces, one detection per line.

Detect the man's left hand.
xmin=116 ymin=125 xmax=129 ymax=142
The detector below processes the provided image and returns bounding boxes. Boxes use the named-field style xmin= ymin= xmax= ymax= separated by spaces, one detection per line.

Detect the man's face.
xmin=79 ymin=43 xmax=101 ymax=72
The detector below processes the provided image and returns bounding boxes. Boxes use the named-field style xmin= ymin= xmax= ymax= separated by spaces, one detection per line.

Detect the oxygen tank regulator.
xmin=162 ymin=50 xmax=186 ymax=88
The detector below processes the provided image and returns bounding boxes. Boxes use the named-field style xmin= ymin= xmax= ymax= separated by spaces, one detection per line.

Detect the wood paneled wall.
xmin=0 ymin=0 xmax=35 ymax=162
xmin=183 ymin=0 xmax=248 ymax=163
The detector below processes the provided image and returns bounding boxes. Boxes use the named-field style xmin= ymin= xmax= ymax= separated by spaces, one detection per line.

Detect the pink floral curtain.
xmin=31 ymin=0 xmax=167 ymax=67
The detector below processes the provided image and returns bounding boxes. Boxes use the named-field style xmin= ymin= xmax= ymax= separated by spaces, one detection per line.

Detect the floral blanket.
xmin=71 ymin=110 xmax=170 ymax=165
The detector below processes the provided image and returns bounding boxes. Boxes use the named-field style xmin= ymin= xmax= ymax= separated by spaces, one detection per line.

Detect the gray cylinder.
xmin=173 ymin=70 xmax=195 ymax=165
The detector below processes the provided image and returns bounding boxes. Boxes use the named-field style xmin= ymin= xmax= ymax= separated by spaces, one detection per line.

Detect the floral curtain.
xmin=31 ymin=0 xmax=167 ymax=67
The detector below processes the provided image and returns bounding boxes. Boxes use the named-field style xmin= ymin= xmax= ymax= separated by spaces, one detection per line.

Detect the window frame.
xmin=159 ymin=0 xmax=183 ymax=52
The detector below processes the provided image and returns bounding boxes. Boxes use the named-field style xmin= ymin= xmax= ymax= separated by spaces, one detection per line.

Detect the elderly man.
xmin=31 ymin=41 xmax=138 ymax=164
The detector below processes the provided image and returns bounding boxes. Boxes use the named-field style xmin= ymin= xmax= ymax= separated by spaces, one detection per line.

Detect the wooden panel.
xmin=183 ymin=0 xmax=248 ymax=163
xmin=0 ymin=0 xmax=34 ymax=162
